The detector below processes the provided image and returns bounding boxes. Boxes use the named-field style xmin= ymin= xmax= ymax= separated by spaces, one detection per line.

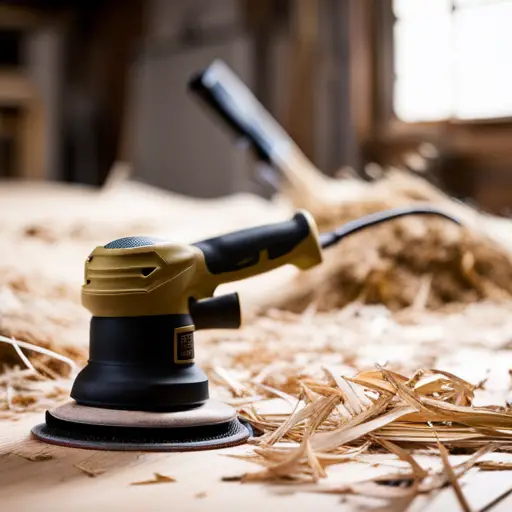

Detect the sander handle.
xmin=193 ymin=210 xmax=322 ymax=286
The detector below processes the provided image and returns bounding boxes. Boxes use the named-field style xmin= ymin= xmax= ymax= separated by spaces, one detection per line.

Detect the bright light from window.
xmin=393 ymin=0 xmax=512 ymax=121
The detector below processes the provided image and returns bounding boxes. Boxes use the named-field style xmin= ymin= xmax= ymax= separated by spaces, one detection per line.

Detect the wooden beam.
xmin=0 ymin=70 xmax=45 ymax=179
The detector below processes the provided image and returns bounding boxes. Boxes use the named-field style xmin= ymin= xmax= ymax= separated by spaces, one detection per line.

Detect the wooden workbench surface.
xmin=1 ymin=412 xmax=512 ymax=512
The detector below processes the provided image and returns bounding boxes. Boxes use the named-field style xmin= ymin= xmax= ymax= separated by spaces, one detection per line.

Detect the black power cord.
xmin=319 ymin=205 xmax=461 ymax=249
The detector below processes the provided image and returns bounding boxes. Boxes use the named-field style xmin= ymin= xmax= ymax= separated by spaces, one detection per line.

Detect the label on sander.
xmin=174 ymin=325 xmax=195 ymax=364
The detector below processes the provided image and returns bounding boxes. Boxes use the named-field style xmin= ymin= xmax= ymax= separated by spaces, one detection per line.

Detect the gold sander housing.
xmin=32 ymin=211 xmax=323 ymax=451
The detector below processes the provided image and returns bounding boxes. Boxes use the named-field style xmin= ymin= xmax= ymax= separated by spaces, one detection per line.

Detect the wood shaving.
xmin=130 ymin=473 xmax=176 ymax=486
xmin=420 ymin=443 xmax=498 ymax=492
xmin=476 ymin=461 xmax=512 ymax=471
xmin=16 ymin=452 xmax=54 ymax=462
xmin=74 ymin=465 xmax=106 ymax=478
xmin=437 ymin=439 xmax=472 ymax=512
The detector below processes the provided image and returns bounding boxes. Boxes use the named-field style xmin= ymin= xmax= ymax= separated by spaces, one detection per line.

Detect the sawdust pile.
xmin=0 ymin=269 xmax=88 ymax=373
xmin=227 ymin=367 xmax=512 ymax=510
xmin=266 ymin=171 xmax=512 ymax=313
xmin=268 ymin=206 xmax=512 ymax=312
xmin=0 ymin=335 xmax=77 ymax=419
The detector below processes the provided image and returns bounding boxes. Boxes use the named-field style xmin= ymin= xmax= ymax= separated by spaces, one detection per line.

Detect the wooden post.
xmin=0 ymin=71 xmax=45 ymax=179
xmin=286 ymin=0 xmax=319 ymax=162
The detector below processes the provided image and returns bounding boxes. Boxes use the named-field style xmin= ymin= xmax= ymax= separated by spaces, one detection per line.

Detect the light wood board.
xmin=1 ymin=413 xmax=512 ymax=512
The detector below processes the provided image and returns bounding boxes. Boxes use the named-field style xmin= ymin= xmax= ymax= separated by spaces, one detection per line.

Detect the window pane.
xmin=394 ymin=0 xmax=451 ymax=19
xmin=454 ymin=3 xmax=512 ymax=118
xmin=455 ymin=0 xmax=503 ymax=7
xmin=393 ymin=16 xmax=453 ymax=121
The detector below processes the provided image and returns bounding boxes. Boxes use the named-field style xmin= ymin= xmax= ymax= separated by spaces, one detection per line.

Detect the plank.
xmin=0 ymin=413 xmax=345 ymax=512
xmin=3 ymin=414 xmax=512 ymax=512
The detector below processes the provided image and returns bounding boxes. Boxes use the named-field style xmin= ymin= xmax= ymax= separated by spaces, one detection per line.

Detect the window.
xmin=393 ymin=0 xmax=512 ymax=122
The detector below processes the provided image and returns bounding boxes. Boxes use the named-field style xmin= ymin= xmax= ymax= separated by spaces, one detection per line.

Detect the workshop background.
xmin=1 ymin=0 xmax=511 ymax=213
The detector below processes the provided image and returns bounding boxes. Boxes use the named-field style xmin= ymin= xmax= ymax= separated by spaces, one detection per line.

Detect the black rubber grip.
xmin=193 ymin=213 xmax=311 ymax=274
xmin=188 ymin=61 xmax=292 ymax=163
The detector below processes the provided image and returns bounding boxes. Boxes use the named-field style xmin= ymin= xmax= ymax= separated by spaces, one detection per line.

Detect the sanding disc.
xmin=47 ymin=400 xmax=237 ymax=428
xmin=31 ymin=400 xmax=250 ymax=452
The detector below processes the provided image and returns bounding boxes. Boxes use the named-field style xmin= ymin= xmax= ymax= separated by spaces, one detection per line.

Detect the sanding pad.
xmin=31 ymin=400 xmax=250 ymax=451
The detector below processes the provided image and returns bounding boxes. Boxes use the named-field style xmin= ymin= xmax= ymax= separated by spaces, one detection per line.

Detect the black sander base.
xmin=31 ymin=400 xmax=250 ymax=451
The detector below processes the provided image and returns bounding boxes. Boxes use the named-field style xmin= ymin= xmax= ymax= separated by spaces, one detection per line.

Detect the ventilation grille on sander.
xmin=104 ymin=236 xmax=167 ymax=249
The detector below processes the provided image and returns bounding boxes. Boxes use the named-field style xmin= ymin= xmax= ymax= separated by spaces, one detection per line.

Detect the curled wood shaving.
xmin=270 ymin=171 xmax=512 ymax=313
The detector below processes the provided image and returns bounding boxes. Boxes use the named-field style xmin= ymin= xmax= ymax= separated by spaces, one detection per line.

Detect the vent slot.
xmin=141 ymin=267 xmax=157 ymax=277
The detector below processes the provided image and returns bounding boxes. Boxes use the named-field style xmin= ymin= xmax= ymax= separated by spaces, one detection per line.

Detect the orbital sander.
xmin=31 ymin=206 xmax=459 ymax=451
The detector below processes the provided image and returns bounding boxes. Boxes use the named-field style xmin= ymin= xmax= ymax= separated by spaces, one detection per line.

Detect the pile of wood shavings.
xmin=267 ymin=207 xmax=512 ymax=313
xmin=1 ymin=302 xmax=512 ymax=507
xmin=201 ymin=303 xmax=512 ymax=397
xmin=271 ymin=169 xmax=512 ymax=312
xmin=221 ymin=367 xmax=512 ymax=507
xmin=0 ymin=336 xmax=77 ymax=419
xmin=0 ymin=266 xmax=89 ymax=373
xmin=195 ymin=304 xmax=512 ymax=505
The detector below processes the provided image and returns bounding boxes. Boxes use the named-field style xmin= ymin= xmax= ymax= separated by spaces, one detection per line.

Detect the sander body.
xmin=31 ymin=206 xmax=459 ymax=451
xmin=32 ymin=211 xmax=324 ymax=451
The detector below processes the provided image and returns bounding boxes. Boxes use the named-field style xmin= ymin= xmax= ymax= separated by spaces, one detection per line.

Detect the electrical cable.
xmin=319 ymin=205 xmax=461 ymax=249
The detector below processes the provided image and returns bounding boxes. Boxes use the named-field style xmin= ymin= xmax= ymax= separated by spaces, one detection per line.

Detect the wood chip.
xmin=16 ymin=453 xmax=53 ymax=462
xmin=477 ymin=461 xmax=512 ymax=471
xmin=74 ymin=465 xmax=105 ymax=478
xmin=130 ymin=473 xmax=176 ymax=486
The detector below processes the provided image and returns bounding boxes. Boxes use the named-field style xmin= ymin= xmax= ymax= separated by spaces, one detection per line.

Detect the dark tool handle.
xmin=188 ymin=60 xmax=292 ymax=163
xmin=193 ymin=211 xmax=321 ymax=279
